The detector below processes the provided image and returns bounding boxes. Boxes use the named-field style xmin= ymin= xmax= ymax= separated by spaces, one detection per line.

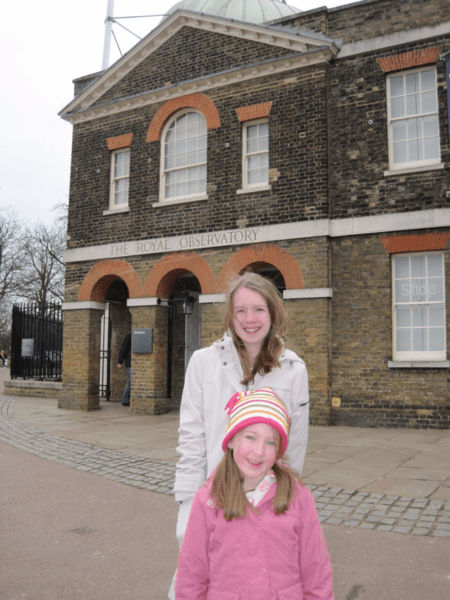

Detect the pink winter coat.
xmin=175 ymin=478 xmax=334 ymax=600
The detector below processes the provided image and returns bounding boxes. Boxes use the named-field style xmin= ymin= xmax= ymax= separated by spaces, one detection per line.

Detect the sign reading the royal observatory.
xmin=63 ymin=221 xmax=329 ymax=264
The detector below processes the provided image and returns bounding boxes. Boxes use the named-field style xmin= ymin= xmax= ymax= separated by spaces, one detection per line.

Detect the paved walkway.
xmin=1 ymin=369 xmax=450 ymax=538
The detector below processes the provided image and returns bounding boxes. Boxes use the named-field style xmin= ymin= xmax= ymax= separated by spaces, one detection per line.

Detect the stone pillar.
xmin=59 ymin=303 xmax=105 ymax=411
xmin=128 ymin=301 xmax=171 ymax=415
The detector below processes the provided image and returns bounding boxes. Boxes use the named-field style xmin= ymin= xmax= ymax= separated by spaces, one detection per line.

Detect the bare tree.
xmin=0 ymin=207 xmax=23 ymax=302
xmin=14 ymin=214 xmax=67 ymax=308
xmin=0 ymin=301 xmax=12 ymax=353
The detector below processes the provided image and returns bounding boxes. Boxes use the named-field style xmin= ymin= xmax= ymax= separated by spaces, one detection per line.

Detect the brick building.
xmin=59 ymin=0 xmax=450 ymax=428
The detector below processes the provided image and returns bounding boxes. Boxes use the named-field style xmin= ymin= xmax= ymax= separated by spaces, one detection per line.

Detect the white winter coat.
xmin=174 ymin=333 xmax=309 ymax=503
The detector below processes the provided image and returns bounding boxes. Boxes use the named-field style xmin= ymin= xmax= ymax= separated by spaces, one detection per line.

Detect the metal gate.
xmin=99 ymin=303 xmax=112 ymax=400
xmin=11 ymin=302 xmax=63 ymax=380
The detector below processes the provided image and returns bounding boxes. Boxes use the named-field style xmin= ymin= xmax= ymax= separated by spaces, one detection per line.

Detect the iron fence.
xmin=11 ymin=302 xmax=63 ymax=380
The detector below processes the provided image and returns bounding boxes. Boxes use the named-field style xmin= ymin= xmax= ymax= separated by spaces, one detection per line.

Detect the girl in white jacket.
xmin=169 ymin=272 xmax=309 ymax=599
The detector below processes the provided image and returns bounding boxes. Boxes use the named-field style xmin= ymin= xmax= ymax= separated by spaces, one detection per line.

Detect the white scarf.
xmin=245 ymin=470 xmax=276 ymax=507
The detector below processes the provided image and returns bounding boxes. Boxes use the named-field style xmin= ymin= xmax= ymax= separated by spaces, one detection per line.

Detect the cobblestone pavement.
xmin=2 ymin=394 xmax=450 ymax=537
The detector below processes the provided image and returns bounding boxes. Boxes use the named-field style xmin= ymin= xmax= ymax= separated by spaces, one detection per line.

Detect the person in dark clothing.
xmin=117 ymin=333 xmax=131 ymax=406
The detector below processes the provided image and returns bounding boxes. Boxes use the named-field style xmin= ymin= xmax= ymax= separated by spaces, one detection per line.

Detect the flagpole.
xmin=102 ymin=0 xmax=115 ymax=70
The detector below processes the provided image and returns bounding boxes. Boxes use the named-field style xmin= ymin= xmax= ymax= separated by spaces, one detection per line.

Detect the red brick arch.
xmin=146 ymin=93 xmax=221 ymax=142
xmin=78 ymin=260 xmax=143 ymax=302
xmin=144 ymin=253 xmax=217 ymax=298
xmin=217 ymin=244 xmax=304 ymax=292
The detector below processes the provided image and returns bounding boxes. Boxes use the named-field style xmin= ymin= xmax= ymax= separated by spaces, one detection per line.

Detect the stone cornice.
xmin=63 ymin=208 xmax=450 ymax=265
xmin=62 ymin=49 xmax=336 ymax=125
xmin=59 ymin=10 xmax=339 ymax=124
xmin=338 ymin=21 xmax=450 ymax=59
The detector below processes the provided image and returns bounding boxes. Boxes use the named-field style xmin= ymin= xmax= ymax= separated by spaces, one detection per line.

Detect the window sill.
xmin=384 ymin=163 xmax=444 ymax=177
xmin=153 ymin=194 xmax=208 ymax=208
xmin=388 ymin=360 xmax=449 ymax=369
xmin=237 ymin=185 xmax=271 ymax=195
xmin=103 ymin=206 xmax=130 ymax=216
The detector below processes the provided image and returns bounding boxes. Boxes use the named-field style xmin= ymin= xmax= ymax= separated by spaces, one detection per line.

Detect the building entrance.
xmin=168 ymin=274 xmax=201 ymax=408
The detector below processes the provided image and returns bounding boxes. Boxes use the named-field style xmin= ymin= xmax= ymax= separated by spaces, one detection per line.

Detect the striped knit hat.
xmin=222 ymin=387 xmax=290 ymax=455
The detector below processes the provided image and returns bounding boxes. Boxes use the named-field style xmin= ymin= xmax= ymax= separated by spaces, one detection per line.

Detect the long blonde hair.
xmin=210 ymin=436 xmax=301 ymax=521
xmin=224 ymin=272 xmax=288 ymax=386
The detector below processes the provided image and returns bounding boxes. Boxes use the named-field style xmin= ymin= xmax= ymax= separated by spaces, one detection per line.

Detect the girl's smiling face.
xmin=228 ymin=423 xmax=278 ymax=492
xmin=232 ymin=287 xmax=271 ymax=360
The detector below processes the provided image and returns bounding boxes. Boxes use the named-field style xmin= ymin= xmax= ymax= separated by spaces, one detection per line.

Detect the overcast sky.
xmin=1 ymin=0 xmax=348 ymax=227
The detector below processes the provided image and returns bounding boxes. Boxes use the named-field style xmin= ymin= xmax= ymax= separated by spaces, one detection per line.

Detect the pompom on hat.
xmin=222 ymin=387 xmax=290 ymax=455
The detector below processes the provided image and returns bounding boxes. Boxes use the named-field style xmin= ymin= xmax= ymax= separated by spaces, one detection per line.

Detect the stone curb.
xmin=1 ymin=395 xmax=449 ymax=537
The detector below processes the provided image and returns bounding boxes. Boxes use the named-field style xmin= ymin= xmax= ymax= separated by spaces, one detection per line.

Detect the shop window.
xmin=392 ymin=252 xmax=446 ymax=361
xmin=240 ymin=119 xmax=270 ymax=192
xmin=160 ymin=110 xmax=207 ymax=203
xmin=109 ymin=148 xmax=130 ymax=209
xmin=387 ymin=67 xmax=441 ymax=171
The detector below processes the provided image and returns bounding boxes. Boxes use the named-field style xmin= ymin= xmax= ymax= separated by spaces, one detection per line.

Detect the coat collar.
xmin=213 ymin=333 xmax=303 ymax=391
xmin=213 ymin=333 xmax=245 ymax=391
xmin=203 ymin=468 xmax=278 ymax=510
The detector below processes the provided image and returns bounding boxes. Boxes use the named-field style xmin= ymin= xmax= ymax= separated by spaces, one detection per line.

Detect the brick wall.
xmin=94 ymin=28 xmax=296 ymax=109
xmin=59 ymin=309 xmax=103 ymax=411
xmin=328 ymin=36 xmax=450 ymax=221
xmin=67 ymin=63 xmax=329 ymax=249
xmin=129 ymin=305 xmax=171 ymax=414
xmin=330 ymin=231 xmax=450 ymax=428
xmin=287 ymin=0 xmax=445 ymax=42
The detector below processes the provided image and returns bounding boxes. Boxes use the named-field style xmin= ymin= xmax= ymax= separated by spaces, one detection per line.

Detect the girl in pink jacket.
xmin=175 ymin=387 xmax=334 ymax=600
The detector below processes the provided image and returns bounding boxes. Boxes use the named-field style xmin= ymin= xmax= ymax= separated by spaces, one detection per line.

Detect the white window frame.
xmin=158 ymin=109 xmax=208 ymax=205
xmin=391 ymin=252 xmax=446 ymax=362
xmin=386 ymin=66 xmax=441 ymax=172
xmin=108 ymin=148 xmax=130 ymax=211
xmin=238 ymin=118 xmax=271 ymax=194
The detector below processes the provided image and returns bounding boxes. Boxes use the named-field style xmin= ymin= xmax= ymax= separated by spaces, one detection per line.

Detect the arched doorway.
xmin=100 ymin=278 xmax=131 ymax=404
xmin=168 ymin=273 xmax=202 ymax=407
xmin=239 ymin=263 xmax=286 ymax=295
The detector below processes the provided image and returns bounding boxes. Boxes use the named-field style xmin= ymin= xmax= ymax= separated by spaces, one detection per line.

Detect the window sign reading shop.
xmin=393 ymin=253 xmax=445 ymax=356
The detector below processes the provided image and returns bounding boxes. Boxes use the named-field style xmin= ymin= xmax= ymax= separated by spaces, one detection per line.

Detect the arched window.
xmin=160 ymin=110 xmax=207 ymax=202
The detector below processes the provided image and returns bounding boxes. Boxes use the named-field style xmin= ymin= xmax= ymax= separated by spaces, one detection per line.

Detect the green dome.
xmin=162 ymin=0 xmax=300 ymax=24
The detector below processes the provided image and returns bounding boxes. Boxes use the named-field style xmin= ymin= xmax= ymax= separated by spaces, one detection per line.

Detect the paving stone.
xmin=416 ymin=521 xmax=433 ymax=529
xmin=402 ymin=513 xmax=421 ymax=520
xmin=421 ymin=515 xmax=437 ymax=523
xmin=366 ymin=515 xmax=383 ymax=523
xmin=411 ymin=500 xmax=428 ymax=508
xmin=1 ymin=395 xmax=448 ymax=539
xmin=393 ymin=526 xmax=412 ymax=534
xmin=381 ymin=518 xmax=396 ymax=525
xmin=386 ymin=509 xmax=404 ymax=519
xmin=335 ymin=507 xmax=354 ymax=516
xmin=438 ymin=516 xmax=450 ymax=523
xmin=380 ymin=498 xmax=396 ymax=505
xmin=345 ymin=500 xmax=361 ymax=507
